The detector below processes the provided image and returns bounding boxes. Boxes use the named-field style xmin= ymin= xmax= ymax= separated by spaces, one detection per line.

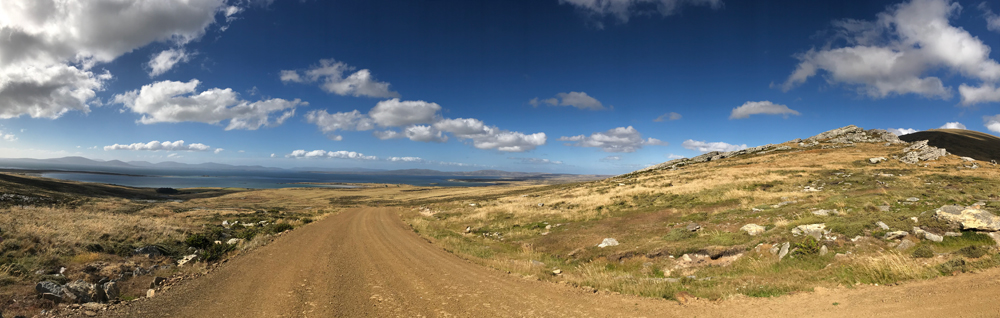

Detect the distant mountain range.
xmin=0 ymin=156 xmax=568 ymax=177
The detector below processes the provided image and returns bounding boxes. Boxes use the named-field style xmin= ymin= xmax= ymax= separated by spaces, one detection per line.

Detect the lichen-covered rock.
xmin=65 ymin=280 xmax=106 ymax=303
xmin=740 ymin=224 xmax=765 ymax=236
xmin=884 ymin=231 xmax=909 ymax=240
xmin=791 ymin=223 xmax=828 ymax=240
xmin=597 ymin=238 xmax=619 ymax=248
xmin=935 ymin=205 xmax=1000 ymax=231
xmin=899 ymin=140 xmax=948 ymax=164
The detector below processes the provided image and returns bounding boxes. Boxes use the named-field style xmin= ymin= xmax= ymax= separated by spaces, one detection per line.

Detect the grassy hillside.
xmin=402 ymin=126 xmax=1000 ymax=300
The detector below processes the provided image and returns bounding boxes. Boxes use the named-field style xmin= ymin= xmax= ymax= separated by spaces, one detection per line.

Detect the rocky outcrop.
xmin=804 ymin=125 xmax=904 ymax=144
xmin=791 ymin=224 xmax=828 ymax=240
xmin=935 ymin=205 xmax=1000 ymax=231
xmin=899 ymin=140 xmax=948 ymax=164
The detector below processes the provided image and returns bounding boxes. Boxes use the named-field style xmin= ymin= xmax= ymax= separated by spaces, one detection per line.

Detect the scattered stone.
xmin=222 ymin=220 xmax=230 ymax=227
xmin=36 ymin=281 xmax=64 ymax=296
xmin=778 ymin=242 xmax=790 ymax=260
xmin=944 ymin=232 xmax=962 ymax=237
xmin=895 ymin=239 xmax=916 ymax=251
xmin=83 ymin=311 xmax=96 ymax=317
xmin=146 ymin=289 xmax=155 ymax=298
xmin=226 ymin=238 xmax=243 ymax=245
xmin=686 ymin=223 xmax=702 ymax=232
xmin=597 ymin=238 xmax=619 ymax=248
xmin=66 ymin=280 xmax=105 ymax=303
xmin=552 ymin=269 xmax=562 ymax=275
xmin=791 ymin=223 xmax=828 ymax=240
xmin=769 ymin=244 xmax=780 ymax=255
xmin=177 ymin=254 xmax=198 ymax=266
xmin=906 ymin=197 xmax=920 ymax=202
xmin=935 ymin=205 xmax=1000 ymax=231
xmin=885 ymin=231 xmax=908 ymax=240
xmin=899 ymin=140 xmax=949 ymax=164
xmin=674 ymin=291 xmax=696 ymax=305
xmin=911 ymin=217 xmax=919 ymax=223
xmin=464 ymin=226 xmax=472 ymax=233
xmin=803 ymin=186 xmax=822 ymax=192
xmin=877 ymin=205 xmax=891 ymax=212
xmin=545 ymin=224 xmax=552 ymax=230
xmin=819 ymin=245 xmax=829 ymax=256
xmin=812 ymin=209 xmax=839 ymax=216
xmin=213 ymin=240 xmax=222 ymax=245
xmin=960 ymin=156 xmax=976 ymax=162
xmin=834 ymin=253 xmax=849 ymax=260
xmin=740 ymin=224 xmax=765 ymax=236
xmin=869 ymin=157 xmax=887 ymax=164
xmin=876 ymin=221 xmax=890 ymax=230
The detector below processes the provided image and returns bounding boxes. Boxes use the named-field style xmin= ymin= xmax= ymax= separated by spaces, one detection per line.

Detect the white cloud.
xmin=939 ymin=122 xmax=966 ymax=129
xmin=280 ymin=59 xmax=399 ymax=98
xmin=1 ymin=132 xmax=15 ymax=142
xmin=508 ymin=157 xmax=563 ymax=165
xmin=682 ymin=139 xmax=747 ymax=153
xmin=559 ymin=126 xmax=666 ymax=153
xmin=654 ymin=112 xmax=682 ymax=122
xmin=304 ymin=109 xmax=375 ymax=140
xmin=729 ymin=101 xmax=800 ymax=119
xmin=984 ymin=115 xmax=1000 ymax=133
xmin=387 ymin=156 xmax=423 ymax=162
xmin=369 ymin=99 xmax=441 ymax=126
xmin=887 ymin=128 xmax=919 ymax=135
xmin=214 ymin=148 xmax=224 ymax=154
xmin=104 ymin=140 xmax=211 ymax=152
xmin=285 ymin=149 xmax=378 ymax=160
xmin=270 ymin=153 xmax=276 ymax=158
xmin=779 ymin=0 xmax=1000 ymax=103
xmin=529 ymin=92 xmax=606 ymax=110
xmin=959 ymin=83 xmax=1000 ymax=105
xmin=980 ymin=2 xmax=1000 ymax=32
xmin=147 ymin=48 xmax=191 ymax=77
xmin=559 ymin=0 xmax=723 ymax=25
xmin=600 ymin=155 xmax=622 ymax=161
xmin=0 ymin=0 xmax=232 ymax=119
xmin=112 ymin=79 xmax=304 ymax=130
xmin=307 ymin=101 xmax=546 ymax=152
xmin=666 ymin=153 xmax=685 ymax=159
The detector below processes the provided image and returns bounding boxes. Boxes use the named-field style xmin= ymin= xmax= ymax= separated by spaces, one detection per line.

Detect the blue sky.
xmin=2 ymin=0 xmax=1000 ymax=174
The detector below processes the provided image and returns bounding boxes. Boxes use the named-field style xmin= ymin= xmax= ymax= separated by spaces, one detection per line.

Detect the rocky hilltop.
xmin=635 ymin=125 xmax=947 ymax=174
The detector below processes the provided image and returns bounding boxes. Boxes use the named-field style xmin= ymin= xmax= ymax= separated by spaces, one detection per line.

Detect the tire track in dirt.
xmin=97 ymin=207 xmax=1000 ymax=317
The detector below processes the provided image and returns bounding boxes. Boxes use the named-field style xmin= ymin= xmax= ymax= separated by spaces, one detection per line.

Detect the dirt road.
xmin=101 ymin=207 xmax=1000 ymax=317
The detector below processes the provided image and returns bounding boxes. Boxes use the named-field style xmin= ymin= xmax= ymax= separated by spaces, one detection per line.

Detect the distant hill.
xmin=899 ymin=129 xmax=1000 ymax=162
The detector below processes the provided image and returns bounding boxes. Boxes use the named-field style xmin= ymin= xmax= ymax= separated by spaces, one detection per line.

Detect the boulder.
xmin=935 ymin=205 xmax=1000 ymax=231
xmin=35 ymin=281 xmax=64 ymax=296
xmin=102 ymin=282 xmax=119 ymax=301
xmin=65 ymin=280 xmax=106 ymax=303
xmin=597 ymin=238 xmax=619 ymax=248
xmin=906 ymin=197 xmax=920 ymax=202
xmin=869 ymin=157 xmax=887 ymax=164
xmin=791 ymin=223 xmax=827 ymax=240
xmin=885 ymin=231 xmax=908 ymax=240
xmin=226 ymin=238 xmax=243 ymax=245
xmin=778 ymin=242 xmax=790 ymax=260
xmin=133 ymin=245 xmax=164 ymax=257
xmin=740 ymin=224 xmax=765 ymax=236
xmin=876 ymin=221 xmax=890 ymax=230
xmin=686 ymin=223 xmax=702 ymax=232
xmin=895 ymin=239 xmax=916 ymax=250
xmin=146 ymin=289 xmax=156 ymax=298
xmin=913 ymin=227 xmax=944 ymax=242
xmin=177 ymin=254 xmax=198 ymax=266
xmin=819 ymin=245 xmax=829 ymax=256
xmin=812 ymin=209 xmax=839 ymax=216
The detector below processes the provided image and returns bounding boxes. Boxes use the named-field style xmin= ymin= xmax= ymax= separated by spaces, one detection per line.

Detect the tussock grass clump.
xmin=840 ymin=253 xmax=938 ymax=285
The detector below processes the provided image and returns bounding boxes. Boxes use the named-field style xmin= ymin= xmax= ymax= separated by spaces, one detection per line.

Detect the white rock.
xmin=876 ymin=221 xmax=890 ymax=230
xmin=597 ymin=238 xmax=619 ymax=248
xmin=819 ymin=245 xmax=829 ymax=256
xmin=791 ymin=223 xmax=827 ymax=240
xmin=146 ymin=289 xmax=156 ymax=298
xmin=226 ymin=238 xmax=243 ymax=245
xmin=869 ymin=157 xmax=887 ymax=164
xmin=177 ymin=254 xmax=198 ymax=266
xmin=884 ymin=231 xmax=908 ymax=240
xmin=740 ymin=224 xmax=766 ymax=236
xmin=778 ymin=242 xmax=790 ymax=260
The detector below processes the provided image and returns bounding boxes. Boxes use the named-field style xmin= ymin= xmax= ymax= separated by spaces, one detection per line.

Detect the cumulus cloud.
xmin=104 ymin=140 xmax=211 ymax=152
xmin=981 ymin=2 xmax=1000 ymax=32
xmin=939 ymin=122 xmax=967 ymax=129
xmin=308 ymin=100 xmax=546 ymax=152
xmin=654 ymin=112 xmax=682 ymax=122
xmin=214 ymin=148 xmax=224 ymax=154
xmin=682 ymin=139 xmax=747 ymax=153
xmin=1 ymin=130 xmax=15 ymax=142
xmin=280 ymin=59 xmax=399 ymax=98
xmin=560 ymin=0 xmax=723 ymax=25
xmin=0 ymin=0 xmax=234 ymax=119
xmin=508 ymin=157 xmax=563 ymax=165
xmin=112 ymin=79 xmax=304 ymax=130
xmin=387 ymin=156 xmax=423 ymax=162
xmin=285 ymin=149 xmax=378 ymax=160
xmin=984 ymin=115 xmax=1000 ymax=133
xmin=887 ymin=128 xmax=919 ymax=135
xmin=529 ymin=92 xmax=606 ymax=110
xmin=959 ymin=83 xmax=1000 ymax=105
xmin=559 ymin=126 xmax=666 ymax=153
xmin=147 ymin=48 xmax=191 ymax=77
xmin=600 ymin=155 xmax=621 ymax=162
xmin=729 ymin=101 xmax=800 ymax=119
xmin=779 ymin=0 xmax=1000 ymax=104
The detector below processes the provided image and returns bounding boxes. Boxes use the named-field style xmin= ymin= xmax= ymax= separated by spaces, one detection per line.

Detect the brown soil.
xmin=93 ymin=207 xmax=1000 ymax=317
